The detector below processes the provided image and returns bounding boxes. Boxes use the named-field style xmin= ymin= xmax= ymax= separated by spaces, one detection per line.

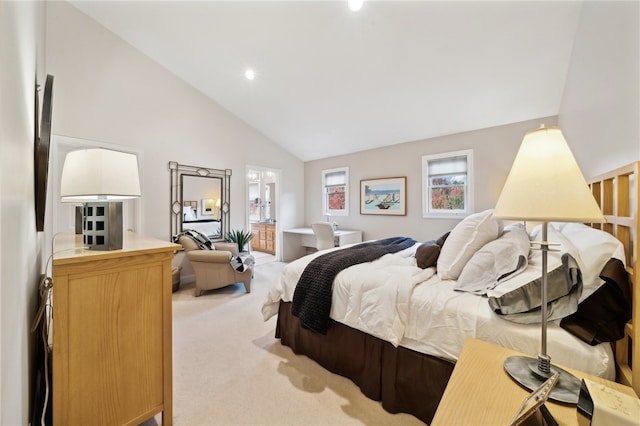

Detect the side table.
xmin=432 ymin=338 xmax=637 ymax=426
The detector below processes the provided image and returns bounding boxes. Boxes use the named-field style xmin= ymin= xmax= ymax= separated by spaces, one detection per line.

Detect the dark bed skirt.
xmin=275 ymin=301 xmax=455 ymax=424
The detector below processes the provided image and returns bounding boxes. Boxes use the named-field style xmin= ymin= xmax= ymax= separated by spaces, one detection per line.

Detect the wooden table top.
xmin=432 ymin=337 xmax=637 ymax=426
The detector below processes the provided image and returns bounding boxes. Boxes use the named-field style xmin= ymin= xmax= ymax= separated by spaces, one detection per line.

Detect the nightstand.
xmin=432 ymin=337 xmax=637 ymax=425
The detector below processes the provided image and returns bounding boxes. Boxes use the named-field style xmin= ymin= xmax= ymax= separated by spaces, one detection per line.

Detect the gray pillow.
xmin=415 ymin=232 xmax=450 ymax=269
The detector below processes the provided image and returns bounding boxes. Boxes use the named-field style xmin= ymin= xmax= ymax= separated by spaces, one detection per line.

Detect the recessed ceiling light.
xmin=348 ymin=0 xmax=363 ymax=12
xmin=245 ymin=69 xmax=255 ymax=80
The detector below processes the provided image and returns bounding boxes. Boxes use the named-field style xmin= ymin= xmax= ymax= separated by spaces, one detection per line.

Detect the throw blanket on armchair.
xmin=291 ymin=236 xmax=417 ymax=334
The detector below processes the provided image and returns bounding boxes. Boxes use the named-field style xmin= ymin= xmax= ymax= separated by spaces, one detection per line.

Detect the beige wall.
xmin=305 ymin=117 xmax=557 ymax=241
xmin=45 ymin=1 xmax=304 ymax=244
xmin=305 ymin=1 xmax=639 ymax=242
xmin=2 ymin=1 xmax=638 ymax=423
xmin=559 ymin=1 xmax=640 ymax=176
xmin=0 ymin=1 xmax=47 ymax=424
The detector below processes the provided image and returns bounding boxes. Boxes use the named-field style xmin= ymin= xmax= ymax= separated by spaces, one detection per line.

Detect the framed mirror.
xmin=169 ymin=161 xmax=231 ymax=241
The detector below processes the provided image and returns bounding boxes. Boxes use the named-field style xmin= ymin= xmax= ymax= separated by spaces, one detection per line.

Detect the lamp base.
xmin=504 ymin=355 xmax=581 ymax=404
xmin=83 ymin=201 xmax=123 ymax=250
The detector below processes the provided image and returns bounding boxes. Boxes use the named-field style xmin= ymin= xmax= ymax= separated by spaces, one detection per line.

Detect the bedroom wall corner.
xmin=559 ymin=1 xmax=640 ymax=177
xmin=0 ymin=0 xmax=48 ymax=424
xmin=44 ymin=1 xmax=305 ymax=243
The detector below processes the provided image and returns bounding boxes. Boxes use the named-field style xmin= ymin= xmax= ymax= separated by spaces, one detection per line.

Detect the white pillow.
xmin=490 ymin=225 xmax=578 ymax=299
xmin=183 ymin=206 xmax=196 ymax=221
xmin=437 ymin=209 xmax=503 ymax=280
xmin=560 ymin=223 xmax=625 ymax=301
xmin=455 ymin=224 xmax=530 ymax=294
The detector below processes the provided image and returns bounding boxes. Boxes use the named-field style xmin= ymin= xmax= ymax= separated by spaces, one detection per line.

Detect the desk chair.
xmin=311 ymin=221 xmax=335 ymax=251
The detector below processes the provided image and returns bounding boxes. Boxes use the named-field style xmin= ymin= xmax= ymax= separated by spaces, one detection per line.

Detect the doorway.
xmin=246 ymin=166 xmax=281 ymax=263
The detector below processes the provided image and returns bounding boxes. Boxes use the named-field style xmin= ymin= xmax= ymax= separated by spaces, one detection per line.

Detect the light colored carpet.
xmin=142 ymin=260 xmax=424 ymax=425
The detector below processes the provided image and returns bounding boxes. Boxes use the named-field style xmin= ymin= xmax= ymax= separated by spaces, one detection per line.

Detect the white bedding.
xmin=262 ymin=241 xmax=615 ymax=380
xmin=183 ymin=220 xmax=220 ymax=239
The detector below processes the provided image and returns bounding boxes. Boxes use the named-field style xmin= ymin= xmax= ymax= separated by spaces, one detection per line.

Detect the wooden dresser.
xmin=52 ymin=233 xmax=179 ymax=426
xmin=251 ymin=222 xmax=276 ymax=254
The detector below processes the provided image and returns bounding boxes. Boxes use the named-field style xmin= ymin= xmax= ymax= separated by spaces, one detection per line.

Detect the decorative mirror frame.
xmin=169 ymin=161 xmax=231 ymax=241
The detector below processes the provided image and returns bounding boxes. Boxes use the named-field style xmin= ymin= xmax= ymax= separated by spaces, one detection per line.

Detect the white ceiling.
xmin=68 ymin=0 xmax=584 ymax=161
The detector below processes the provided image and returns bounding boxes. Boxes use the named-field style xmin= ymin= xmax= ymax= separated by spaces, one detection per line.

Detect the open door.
xmin=246 ymin=166 xmax=281 ymax=262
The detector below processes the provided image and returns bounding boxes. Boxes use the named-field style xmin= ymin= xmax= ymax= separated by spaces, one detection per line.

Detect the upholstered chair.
xmin=178 ymin=235 xmax=253 ymax=296
xmin=311 ymin=221 xmax=336 ymax=251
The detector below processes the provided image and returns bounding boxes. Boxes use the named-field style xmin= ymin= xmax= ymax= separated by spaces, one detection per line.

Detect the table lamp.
xmin=60 ymin=148 xmax=141 ymax=250
xmin=493 ymin=125 xmax=605 ymax=403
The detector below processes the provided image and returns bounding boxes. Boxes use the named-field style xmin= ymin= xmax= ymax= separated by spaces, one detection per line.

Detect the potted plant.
xmin=225 ymin=229 xmax=255 ymax=253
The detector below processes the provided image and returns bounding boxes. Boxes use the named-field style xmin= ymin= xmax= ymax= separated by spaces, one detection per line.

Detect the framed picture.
xmin=360 ymin=177 xmax=407 ymax=215
xmin=201 ymin=198 xmax=215 ymax=216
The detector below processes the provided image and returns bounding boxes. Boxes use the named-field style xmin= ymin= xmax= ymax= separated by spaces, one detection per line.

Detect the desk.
xmin=432 ymin=338 xmax=637 ymax=426
xmin=282 ymin=227 xmax=362 ymax=261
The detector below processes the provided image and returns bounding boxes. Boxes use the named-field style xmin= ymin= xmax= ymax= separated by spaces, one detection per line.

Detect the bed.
xmin=182 ymin=201 xmax=221 ymax=239
xmin=182 ymin=219 xmax=221 ymax=239
xmin=261 ymin=161 xmax=639 ymax=424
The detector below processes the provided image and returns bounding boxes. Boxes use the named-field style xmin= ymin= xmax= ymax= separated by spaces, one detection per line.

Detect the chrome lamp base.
xmin=504 ymin=355 xmax=581 ymax=404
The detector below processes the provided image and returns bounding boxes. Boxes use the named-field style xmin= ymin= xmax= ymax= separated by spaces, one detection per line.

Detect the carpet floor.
xmin=141 ymin=260 xmax=424 ymax=425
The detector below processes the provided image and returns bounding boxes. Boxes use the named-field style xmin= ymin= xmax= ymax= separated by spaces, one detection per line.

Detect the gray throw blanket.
xmin=291 ymin=236 xmax=417 ymax=334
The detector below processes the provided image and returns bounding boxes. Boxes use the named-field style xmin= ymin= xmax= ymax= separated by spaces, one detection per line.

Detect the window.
xmin=422 ymin=150 xmax=473 ymax=218
xmin=322 ymin=167 xmax=349 ymax=216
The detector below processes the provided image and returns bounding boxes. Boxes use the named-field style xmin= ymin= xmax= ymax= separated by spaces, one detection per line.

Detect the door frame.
xmin=245 ymin=165 xmax=282 ymax=261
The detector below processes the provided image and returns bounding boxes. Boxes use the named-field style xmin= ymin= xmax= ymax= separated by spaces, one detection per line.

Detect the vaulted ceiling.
xmin=68 ymin=1 xmax=584 ymax=161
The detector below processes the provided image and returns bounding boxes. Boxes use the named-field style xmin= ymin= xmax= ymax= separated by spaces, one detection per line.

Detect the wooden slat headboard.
xmin=588 ymin=161 xmax=639 ymax=396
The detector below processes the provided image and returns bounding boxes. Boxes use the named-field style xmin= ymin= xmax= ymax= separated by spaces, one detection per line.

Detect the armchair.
xmin=178 ymin=235 xmax=253 ymax=296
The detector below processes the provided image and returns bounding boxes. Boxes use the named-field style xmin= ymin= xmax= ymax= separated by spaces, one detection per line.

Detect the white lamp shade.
xmin=60 ymin=148 xmax=141 ymax=202
xmin=494 ymin=126 xmax=605 ymax=223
